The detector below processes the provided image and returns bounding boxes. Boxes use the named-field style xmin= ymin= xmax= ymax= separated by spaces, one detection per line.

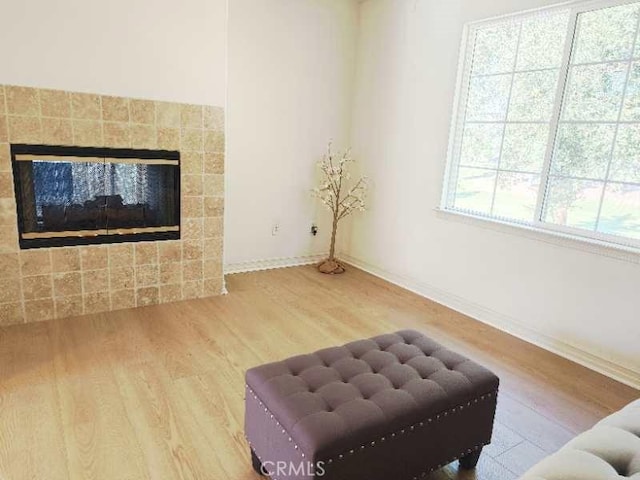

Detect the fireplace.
xmin=11 ymin=144 xmax=181 ymax=249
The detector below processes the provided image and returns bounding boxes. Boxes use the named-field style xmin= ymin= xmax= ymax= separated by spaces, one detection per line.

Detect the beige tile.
xmin=131 ymin=125 xmax=156 ymax=149
xmin=6 ymin=86 xmax=39 ymax=116
xmin=0 ymin=252 xmax=19 ymax=276
xmin=41 ymin=118 xmax=73 ymax=145
xmin=24 ymin=298 xmax=54 ymax=323
xmin=203 ymin=237 xmax=223 ymax=259
xmin=157 ymin=128 xmax=179 ymax=150
xmin=182 ymin=260 xmax=202 ymax=281
xmin=159 ymin=262 xmax=181 ymax=285
xmin=182 ymin=175 xmax=203 ymax=196
xmin=101 ymin=96 xmax=129 ymax=122
xmin=204 ymin=217 xmax=224 ymax=238
xmin=84 ymin=291 xmax=110 ymax=314
xmin=159 ymin=284 xmax=183 ymax=303
xmin=70 ymin=92 xmax=101 ymax=120
xmin=0 ymin=225 xmax=19 ymax=253
xmin=182 ymin=218 xmax=203 ymax=240
xmin=0 ymin=169 xmax=11 ymax=197
xmin=22 ymin=275 xmax=53 ymax=300
xmin=0 ymin=198 xmax=15 ymax=225
xmin=130 ymin=99 xmax=155 ymax=125
xmin=20 ymin=250 xmax=51 ymax=276
xmin=0 ymin=276 xmax=21 ymax=303
xmin=0 ymin=144 xmax=9 ymax=172
xmin=0 ymin=302 xmax=23 ymax=326
xmin=72 ymin=120 xmax=103 ymax=147
xmin=40 ymin=89 xmax=71 ymax=118
xmin=182 ymin=196 xmax=203 ymax=218
xmin=155 ymin=102 xmax=180 ymax=127
xmin=53 ymin=272 xmax=82 ymax=297
xmin=135 ymin=264 xmax=158 ymax=287
xmin=181 ymin=129 xmax=203 ymax=152
xmin=54 ymin=295 xmax=83 ymax=318
xmin=0 ymin=116 xmax=7 ymax=143
xmin=203 ymin=278 xmax=223 ymax=297
xmin=0 ymin=87 xmax=5 ymax=115
xmin=180 ymin=105 xmax=202 ymax=129
xmin=204 ymin=196 xmax=224 ymax=217
xmin=203 ymin=106 xmax=224 ymax=131
xmin=183 ymin=281 xmax=203 ymax=300
xmin=109 ymin=266 xmax=135 ymax=290
xmin=82 ymin=269 xmax=109 ymax=293
xmin=181 ymin=152 xmax=203 ymax=174
xmin=80 ymin=246 xmax=108 ymax=270
xmin=8 ymin=116 xmax=42 ymax=143
xmin=104 ymin=122 xmax=131 ymax=148
xmin=110 ymin=289 xmax=135 ymax=310
xmin=136 ymin=286 xmax=159 ymax=307
xmin=158 ymin=241 xmax=182 ymax=264
xmin=108 ymin=243 xmax=133 ymax=268
xmin=204 ymin=153 xmax=224 ymax=174
xmin=135 ymin=243 xmax=158 ymax=265
xmin=203 ymin=174 xmax=224 ymax=196
xmin=51 ymin=248 xmax=80 ymax=272
xmin=203 ymin=259 xmax=222 ymax=280
xmin=204 ymin=130 xmax=225 ymax=153
xmin=182 ymin=240 xmax=203 ymax=261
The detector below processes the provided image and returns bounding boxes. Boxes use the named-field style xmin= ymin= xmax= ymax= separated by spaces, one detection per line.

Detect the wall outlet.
xmin=272 ymin=223 xmax=280 ymax=236
xmin=311 ymin=224 xmax=318 ymax=236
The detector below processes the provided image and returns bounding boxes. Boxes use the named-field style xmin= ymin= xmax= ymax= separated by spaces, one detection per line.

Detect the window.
xmin=443 ymin=0 xmax=640 ymax=249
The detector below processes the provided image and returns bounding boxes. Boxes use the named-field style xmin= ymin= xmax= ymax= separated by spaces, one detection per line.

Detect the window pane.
xmin=551 ymin=123 xmax=616 ymax=179
xmin=621 ymin=62 xmax=640 ymax=120
xmin=453 ymin=167 xmax=496 ymax=214
xmin=562 ymin=63 xmax=628 ymax=121
xmin=543 ymin=177 xmax=604 ymax=229
xmin=459 ymin=123 xmax=502 ymax=168
xmin=573 ymin=3 xmax=640 ymax=64
xmin=501 ymin=123 xmax=549 ymax=172
xmin=517 ymin=12 xmax=570 ymax=70
xmin=508 ymin=71 xmax=559 ymax=121
xmin=598 ymin=183 xmax=640 ymax=239
xmin=466 ymin=75 xmax=511 ymax=121
xmin=610 ymin=124 xmax=640 ymax=183
xmin=493 ymin=172 xmax=540 ymax=222
xmin=472 ymin=22 xmax=520 ymax=75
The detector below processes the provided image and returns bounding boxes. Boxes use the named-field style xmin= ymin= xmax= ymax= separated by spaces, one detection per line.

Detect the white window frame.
xmin=441 ymin=0 xmax=640 ymax=255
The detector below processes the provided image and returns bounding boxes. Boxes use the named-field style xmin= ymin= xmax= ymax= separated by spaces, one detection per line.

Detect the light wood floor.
xmin=0 ymin=265 xmax=637 ymax=480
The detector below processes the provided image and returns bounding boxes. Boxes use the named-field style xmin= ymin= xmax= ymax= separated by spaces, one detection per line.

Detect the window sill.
xmin=434 ymin=208 xmax=640 ymax=264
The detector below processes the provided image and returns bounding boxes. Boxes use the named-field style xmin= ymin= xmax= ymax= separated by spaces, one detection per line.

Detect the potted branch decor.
xmin=313 ymin=143 xmax=368 ymax=274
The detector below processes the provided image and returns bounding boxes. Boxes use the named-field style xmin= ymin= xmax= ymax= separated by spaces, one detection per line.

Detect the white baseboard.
xmin=338 ymin=252 xmax=640 ymax=390
xmin=224 ymin=254 xmax=327 ymax=275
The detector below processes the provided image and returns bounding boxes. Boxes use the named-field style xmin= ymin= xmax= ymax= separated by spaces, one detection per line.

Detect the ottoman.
xmin=244 ymin=330 xmax=499 ymax=480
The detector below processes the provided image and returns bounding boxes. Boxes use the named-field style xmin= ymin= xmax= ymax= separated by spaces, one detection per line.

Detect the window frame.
xmin=441 ymin=0 xmax=640 ymax=253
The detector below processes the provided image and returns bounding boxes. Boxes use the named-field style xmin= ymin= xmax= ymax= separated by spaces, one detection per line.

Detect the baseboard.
xmin=224 ymin=254 xmax=327 ymax=275
xmin=338 ymin=252 xmax=640 ymax=390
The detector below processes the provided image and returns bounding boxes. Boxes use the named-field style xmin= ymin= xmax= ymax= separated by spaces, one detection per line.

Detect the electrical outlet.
xmin=272 ymin=223 xmax=280 ymax=236
xmin=311 ymin=224 xmax=318 ymax=236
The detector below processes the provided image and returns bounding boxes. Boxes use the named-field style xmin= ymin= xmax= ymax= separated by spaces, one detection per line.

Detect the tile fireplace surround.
xmin=0 ymin=85 xmax=225 ymax=326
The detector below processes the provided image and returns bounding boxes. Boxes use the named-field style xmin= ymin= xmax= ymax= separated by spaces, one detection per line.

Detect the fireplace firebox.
xmin=11 ymin=144 xmax=181 ymax=249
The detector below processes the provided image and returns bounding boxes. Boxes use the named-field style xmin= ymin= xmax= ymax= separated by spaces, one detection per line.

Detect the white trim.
xmin=338 ymin=252 xmax=640 ymax=390
xmin=224 ymin=254 xmax=327 ymax=275
xmin=435 ymin=207 xmax=640 ymax=264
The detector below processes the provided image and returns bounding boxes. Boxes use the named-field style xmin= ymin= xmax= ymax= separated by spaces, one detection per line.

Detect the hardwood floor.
xmin=0 ymin=265 xmax=637 ymax=480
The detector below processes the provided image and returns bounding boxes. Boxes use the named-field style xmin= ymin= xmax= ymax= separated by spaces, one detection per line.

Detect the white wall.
xmin=344 ymin=0 xmax=640 ymax=387
xmin=225 ymin=0 xmax=359 ymax=269
xmin=0 ymin=0 xmax=226 ymax=106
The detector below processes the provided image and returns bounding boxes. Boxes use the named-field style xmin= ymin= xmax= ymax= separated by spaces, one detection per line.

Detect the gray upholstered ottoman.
xmin=244 ymin=330 xmax=499 ymax=479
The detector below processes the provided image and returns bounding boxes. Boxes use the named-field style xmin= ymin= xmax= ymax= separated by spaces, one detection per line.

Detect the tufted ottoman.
xmin=520 ymin=398 xmax=640 ymax=480
xmin=244 ymin=330 xmax=499 ymax=479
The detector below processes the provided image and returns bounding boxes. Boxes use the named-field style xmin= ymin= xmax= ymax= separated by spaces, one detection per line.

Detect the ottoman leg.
xmin=459 ymin=448 xmax=482 ymax=469
xmin=251 ymin=449 xmax=265 ymax=476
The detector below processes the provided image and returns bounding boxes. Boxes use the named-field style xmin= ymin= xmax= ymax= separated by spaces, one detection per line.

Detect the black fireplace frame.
xmin=11 ymin=144 xmax=181 ymax=249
